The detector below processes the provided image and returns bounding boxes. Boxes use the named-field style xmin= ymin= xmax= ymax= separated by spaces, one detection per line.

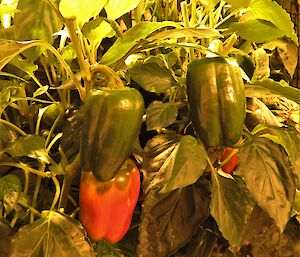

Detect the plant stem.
xmin=50 ymin=176 xmax=61 ymax=210
xmin=0 ymin=162 xmax=51 ymax=178
xmin=30 ymin=176 xmax=42 ymax=223
xmin=45 ymin=112 xmax=63 ymax=148
xmin=18 ymin=200 xmax=43 ymax=218
xmin=0 ymin=119 xmax=27 ymax=136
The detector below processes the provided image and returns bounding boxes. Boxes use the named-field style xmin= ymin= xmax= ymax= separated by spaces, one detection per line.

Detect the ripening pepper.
xmin=187 ymin=57 xmax=246 ymax=147
xmin=80 ymin=86 xmax=144 ymax=181
xmin=220 ymin=137 xmax=243 ymax=173
xmin=79 ymin=158 xmax=140 ymax=243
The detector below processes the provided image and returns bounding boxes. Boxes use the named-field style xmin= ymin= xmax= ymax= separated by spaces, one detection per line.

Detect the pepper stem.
xmin=90 ymin=64 xmax=124 ymax=90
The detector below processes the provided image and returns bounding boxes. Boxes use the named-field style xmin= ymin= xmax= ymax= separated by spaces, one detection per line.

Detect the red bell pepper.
xmin=79 ymin=159 xmax=140 ymax=243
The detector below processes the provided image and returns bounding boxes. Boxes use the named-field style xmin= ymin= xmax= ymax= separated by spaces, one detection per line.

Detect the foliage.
xmin=0 ymin=0 xmax=299 ymax=256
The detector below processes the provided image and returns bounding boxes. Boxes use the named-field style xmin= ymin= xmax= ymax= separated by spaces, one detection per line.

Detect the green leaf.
xmin=95 ymin=241 xmax=122 ymax=257
xmin=0 ymin=175 xmax=21 ymax=201
xmin=9 ymin=211 xmax=95 ymax=257
xmin=148 ymin=27 xmax=221 ymax=41
xmin=100 ymin=21 xmax=178 ymax=66
xmin=248 ymin=0 xmax=298 ymax=45
xmin=246 ymin=79 xmax=300 ymax=104
xmin=59 ymin=0 xmax=108 ymax=28
xmin=129 ymin=62 xmax=178 ymax=94
xmin=138 ymin=134 xmax=210 ymax=257
xmin=105 ymin=0 xmax=141 ymax=20
xmin=161 ymin=135 xmax=207 ymax=193
xmin=210 ymin=173 xmax=254 ymax=249
xmin=238 ymin=138 xmax=295 ymax=232
xmin=146 ymin=101 xmax=178 ymax=131
xmin=4 ymin=135 xmax=50 ymax=163
xmin=14 ymin=0 xmax=63 ymax=59
xmin=228 ymin=19 xmax=285 ymax=43
xmin=82 ymin=18 xmax=115 ymax=46
xmin=0 ymin=4 xmax=19 ymax=16
xmin=226 ymin=0 xmax=251 ymax=9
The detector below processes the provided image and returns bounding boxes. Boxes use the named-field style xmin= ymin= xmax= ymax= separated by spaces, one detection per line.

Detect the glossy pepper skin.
xmin=79 ymin=159 xmax=140 ymax=243
xmin=80 ymin=87 xmax=144 ymax=181
xmin=187 ymin=57 xmax=246 ymax=147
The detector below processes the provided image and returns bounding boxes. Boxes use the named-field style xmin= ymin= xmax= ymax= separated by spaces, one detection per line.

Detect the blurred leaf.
xmin=49 ymin=162 xmax=65 ymax=176
xmin=61 ymin=44 xmax=77 ymax=63
xmin=100 ymin=21 xmax=178 ymax=66
xmin=251 ymin=48 xmax=270 ymax=82
xmin=4 ymin=135 xmax=50 ymax=164
xmin=14 ymin=0 xmax=63 ymax=59
xmin=9 ymin=211 xmax=95 ymax=257
xmin=210 ymin=172 xmax=254 ymax=249
xmin=237 ymin=138 xmax=295 ymax=232
xmin=95 ymin=241 xmax=122 ymax=257
xmin=161 ymin=135 xmax=207 ymax=193
xmin=228 ymin=19 xmax=285 ymax=43
xmin=246 ymin=98 xmax=284 ymax=128
xmin=105 ymin=0 xmax=141 ymax=20
xmin=130 ymin=62 xmax=178 ymax=94
xmin=82 ymin=18 xmax=115 ymax=46
xmin=59 ymin=0 xmax=108 ymax=28
xmin=226 ymin=0 xmax=251 ymax=8
xmin=0 ymin=174 xmax=21 ymax=201
xmin=248 ymin=0 xmax=298 ymax=45
xmin=148 ymin=28 xmax=221 ymax=41
xmin=146 ymin=101 xmax=178 ymax=130
xmin=246 ymin=79 xmax=300 ymax=104
xmin=138 ymin=134 xmax=210 ymax=257
xmin=0 ymin=4 xmax=19 ymax=16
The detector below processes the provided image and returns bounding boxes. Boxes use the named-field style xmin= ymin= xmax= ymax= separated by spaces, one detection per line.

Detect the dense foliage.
xmin=0 ymin=0 xmax=299 ymax=256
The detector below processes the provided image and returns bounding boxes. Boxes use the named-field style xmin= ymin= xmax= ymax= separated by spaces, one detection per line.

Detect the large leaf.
xmin=228 ymin=19 xmax=285 ymax=43
xmin=129 ymin=62 xmax=178 ymax=94
xmin=105 ymin=0 xmax=141 ymax=20
xmin=4 ymin=135 xmax=50 ymax=163
xmin=246 ymin=79 xmax=300 ymax=104
xmin=248 ymin=0 xmax=298 ymax=45
xmin=138 ymin=134 xmax=210 ymax=257
xmin=263 ymin=39 xmax=298 ymax=78
xmin=237 ymin=138 xmax=295 ymax=232
xmin=59 ymin=0 xmax=108 ymax=28
xmin=160 ymin=135 xmax=207 ymax=193
xmin=100 ymin=21 xmax=178 ymax=66
xmin=9 ymin=211 xmax=95 ymax=257
xmin=14 ymin=0 xmax=63 ymax=59
xmin=210 ymin=173 xmax=254 ymax=249
xmin=146 ymin=101 xmax=178 ymax=130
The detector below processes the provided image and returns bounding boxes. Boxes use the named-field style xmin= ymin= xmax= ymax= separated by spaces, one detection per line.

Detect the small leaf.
xmin=251 ymin=48 xmax=270 ymax=82
xmin=0 ymin=175 xmax=21 ymax=201
xmin=100 ymin=21 xmax=178 ymax=66
xmin=59 ymin=0 xmax=108 ymax=28
xmin=146 ymin=101 xmax=178 ymax=130
xmin=105 ymin=0 xmax=141 ymax=20
xmin=277 ymin=41 xmax=298 ymax=78
xmin=4 ymin=135 xmax=50 ymax=163
xmin=161 ymin=135 xmax=207 ymax=193
xmin=9 ymin=211 xmax=95 ymax=257
xmin=130 ymin=62 xmax=178 ymax=94
xmin=210 ymin=172 xmax=254 ymax=249
xmin=249 ymin=0 xmax=298 ymax=45
xmin=238 ymin=138 xmax=295 ymax=232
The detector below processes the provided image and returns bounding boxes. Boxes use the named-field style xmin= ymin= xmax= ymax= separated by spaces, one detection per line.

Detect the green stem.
xmin=181 ymin=1 xmax=194 ymax=61
xmin=45 ymin=112 xmax=63 ymax=148
xmin=0 ymin=162 xmax=51 ymax=178
xmin=46 ymin=133 xmax=63 ymax=152
xmin=50 ymin=176 xmax=61 ymax=210
xmin=58 ymin=154 xmax=80 ymax=209
xmin=23 ymin=171 xmax=29 ymax=194
xmin=30 ymin=175 xmax=42 ymax=223
xmin=190 ymin=0 xmax=197 ymax=27
xmin=65 ymin=19 xmax=91 ymax=82
xmin=0 ymin=119 xmax=27 ymax=136
xmin=90 ymin=64 xmax=124 ymax=88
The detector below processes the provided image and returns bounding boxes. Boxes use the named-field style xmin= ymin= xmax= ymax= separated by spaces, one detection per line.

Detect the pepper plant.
xmin=0 ymin=0 xmax=299 ymax=256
